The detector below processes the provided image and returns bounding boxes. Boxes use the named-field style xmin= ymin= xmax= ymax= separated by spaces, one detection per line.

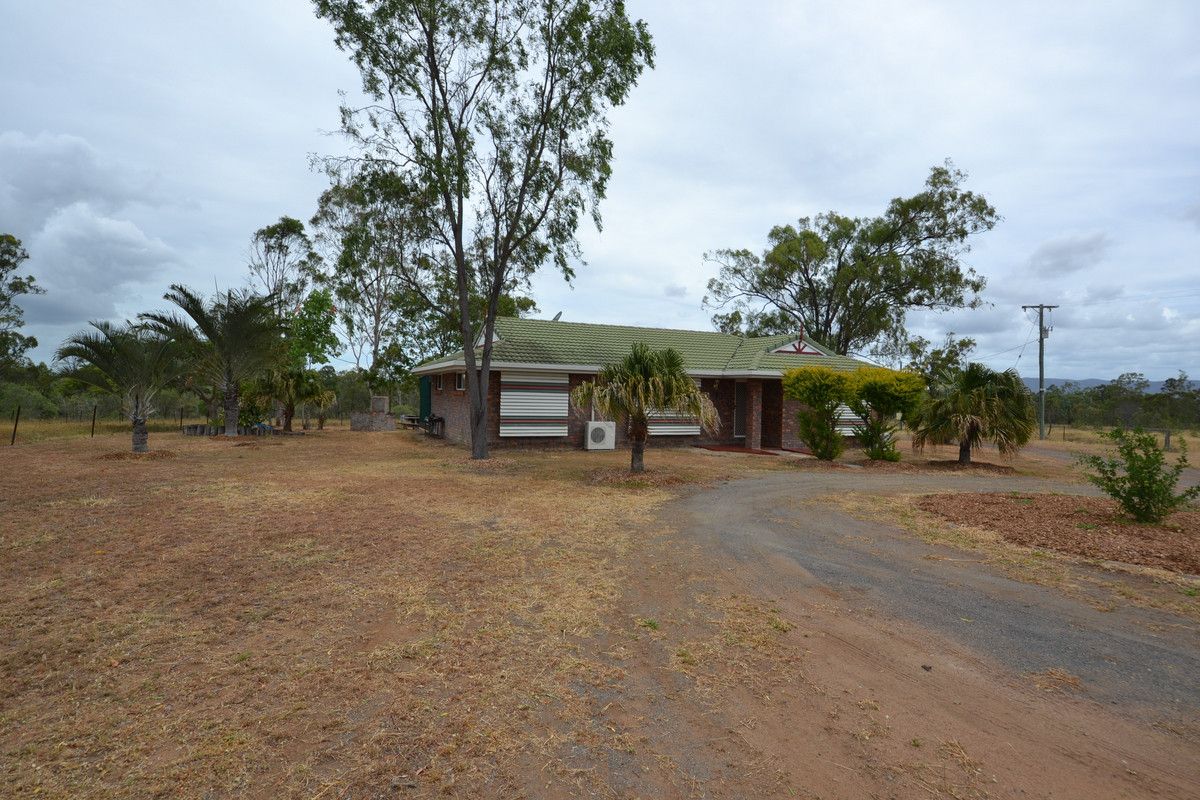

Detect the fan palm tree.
xmin=571 ymin=343 xmax=718 ymax=473
xmin=911 ymin=362 xmax=1035 ymax=465
xmin=55 ymin=322 xmax=182 ymax=453
xmin=142 ymin=285 xmax=282 ymax=437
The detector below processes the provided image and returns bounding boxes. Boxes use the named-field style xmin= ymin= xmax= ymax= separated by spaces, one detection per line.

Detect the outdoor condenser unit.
xmin=585 ymin=421 xmax=616 ymax=450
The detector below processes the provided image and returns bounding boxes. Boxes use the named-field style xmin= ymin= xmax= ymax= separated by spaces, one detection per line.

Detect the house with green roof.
xmin=413 ymin=316 xmax=869 ymax=451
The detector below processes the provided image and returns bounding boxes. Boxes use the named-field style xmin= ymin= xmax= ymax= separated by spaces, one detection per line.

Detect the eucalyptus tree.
xmin=142 ymin=285 xmax=282 ymax=436
xmin=314 ymin=0 xmax=655 ymax=459
xmin=571 ymin=344 xmax=717 ymax=474
xmin=55 ymin=321 xmax=182 ymax=453
xmin=310 ymin=179 xmax=413 ymax=384
xmin=704 ymin=163 xmax=997 ymax=357
xmin=1 ymin=233 xmax=45 ymax=373
xmin=248 ymin=216 xmax=322 ymax=318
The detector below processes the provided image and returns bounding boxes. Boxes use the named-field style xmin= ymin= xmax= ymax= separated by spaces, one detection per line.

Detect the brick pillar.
xmin=747 ymin=379 xmax=763 ymax=451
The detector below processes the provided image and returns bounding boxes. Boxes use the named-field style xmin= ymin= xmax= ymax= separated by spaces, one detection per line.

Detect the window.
xmin=455 ymin=373 xmax=466 ymax=391
xmin=434 ymin=374 xmax=443 ymax=391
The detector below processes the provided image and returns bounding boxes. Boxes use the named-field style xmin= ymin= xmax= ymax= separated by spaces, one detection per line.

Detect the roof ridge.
xmin=498 ymin=316 xmax=745 ymax=338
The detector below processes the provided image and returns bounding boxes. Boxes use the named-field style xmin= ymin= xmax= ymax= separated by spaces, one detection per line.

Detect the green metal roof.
xmin=416 ymin=317 xmax=868 ymax=375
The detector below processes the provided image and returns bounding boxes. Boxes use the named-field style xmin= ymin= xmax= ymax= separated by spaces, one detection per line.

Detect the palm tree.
xmin=55 ymin=322 xmax=181 ymax=453
xmin=911 ymin=362 xmax=1035 ymax=465
xmin=142 ymin=285 xmax=282 ymax=437
xmin=571 ymin=343 xmax=718 ymax=473
xmin=255 ymin=368 xmax=336 ymax=431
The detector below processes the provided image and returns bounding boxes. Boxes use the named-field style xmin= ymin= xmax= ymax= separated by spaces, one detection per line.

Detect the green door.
xmin=419 ymin=375 xmax=432 ymax=419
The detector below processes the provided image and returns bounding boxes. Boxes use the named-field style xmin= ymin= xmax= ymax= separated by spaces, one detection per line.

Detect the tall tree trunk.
xmin=317 ymin=414 xmax=326 ymax=430
xmin=224 ymin=380 xmax=239 ymax=437
xmin=282 ymin=401 xmax=295 ymax=432
xmin=958 ymin=438 xmax=971 ymax=465
xmin=470 ymin=396 xmax=489 ymax=460
xmin=132 ymin=417 xmax=148 ymax=453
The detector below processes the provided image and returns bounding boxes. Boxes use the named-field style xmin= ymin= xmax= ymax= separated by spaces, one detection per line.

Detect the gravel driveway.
xmin=675 ymin=469 xmax=1200 ymax=719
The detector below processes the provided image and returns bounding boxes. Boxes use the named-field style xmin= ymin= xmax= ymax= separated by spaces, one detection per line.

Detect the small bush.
xmin=783 ymin=366 xmax=851 ymax=460
xmin=1079 ymin=428 xmax=1200 ymax=523
xmin=847 ymin=367 xmax=925 ymax=461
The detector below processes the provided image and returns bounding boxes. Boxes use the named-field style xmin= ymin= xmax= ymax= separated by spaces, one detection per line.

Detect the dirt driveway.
xmin=584 ymin=468 xmax=1200 ymax=798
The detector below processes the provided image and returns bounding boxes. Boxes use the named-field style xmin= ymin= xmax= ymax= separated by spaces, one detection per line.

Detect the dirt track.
xmin=586 ymin=470 xmax=1200 ymax=799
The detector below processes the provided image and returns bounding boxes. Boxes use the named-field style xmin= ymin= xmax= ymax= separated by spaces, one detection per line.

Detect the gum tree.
xmin=1 ymin=234 xmax=45 ymax=373
xmin=314 ymin=0 xmax=655 ymax=459
xmin=704 ymin=163 xmax=996 ymax=358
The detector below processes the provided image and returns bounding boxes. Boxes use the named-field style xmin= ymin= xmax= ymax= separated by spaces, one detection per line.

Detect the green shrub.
xmin=847 ymin=367 xmax=926 ymax=461
xmin=0 ymin=383 xmax=58 ymax=419
xmin=1079 ymin=428 xmax=1200 ymax=523
xmin=783 ymin=366 xmax=852 ymax=460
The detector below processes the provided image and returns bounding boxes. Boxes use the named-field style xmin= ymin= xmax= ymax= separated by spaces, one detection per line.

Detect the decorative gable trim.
xmin=771 ymin=338 xmax=824 ymax=355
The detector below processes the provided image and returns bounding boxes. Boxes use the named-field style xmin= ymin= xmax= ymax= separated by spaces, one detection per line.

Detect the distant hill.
xmin=1021 ymin=378 xmax=1169 ymax=393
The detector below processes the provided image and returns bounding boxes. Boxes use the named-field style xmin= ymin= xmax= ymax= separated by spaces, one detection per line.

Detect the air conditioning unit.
xmin=585 ymin=421 xmax=616 ymax=450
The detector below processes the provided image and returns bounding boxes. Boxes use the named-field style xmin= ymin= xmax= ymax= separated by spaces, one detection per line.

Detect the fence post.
xmin=91 ymin=405 xmax=98 ymax=437
xmin=10 ymin=405 xmax=19 ymax=446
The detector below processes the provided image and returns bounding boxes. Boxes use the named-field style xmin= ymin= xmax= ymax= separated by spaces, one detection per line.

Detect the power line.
xmin=977 ymin=321 xmax=1037 ymax=361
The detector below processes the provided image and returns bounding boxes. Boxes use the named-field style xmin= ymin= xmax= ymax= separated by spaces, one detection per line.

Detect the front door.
xmin=733 ymin=382 xmax=747 ymax=438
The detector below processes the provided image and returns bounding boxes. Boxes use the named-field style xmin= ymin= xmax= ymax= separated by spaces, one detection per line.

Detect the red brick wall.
xmin=761 ymin=380 xmax=782 ymax=449
xmin=781 ymin=397 xmax=807 ymax=451
xmin=433 ymin=370 xmax=750 ymax=450
xmin=746 ymin=380 xmax=763 ymax=450
xmin=429 ymin=370 xmax=501 ymax=445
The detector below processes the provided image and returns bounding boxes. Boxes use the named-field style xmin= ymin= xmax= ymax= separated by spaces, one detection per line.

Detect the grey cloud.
xmin=1082 ymin=284 xmax=1124 ymax=303
xmin=1027 ymin=232 xmax=1111 ymax=276
xmin=663 ymin=283 xmax=687 ymax=298
xmin=0 ymin=131 xmax=162 ymax=238
xmin=21 ymin=202 xmax=178 ymax=325
xmin=3 ymin=1 xmax=1198 ymax=379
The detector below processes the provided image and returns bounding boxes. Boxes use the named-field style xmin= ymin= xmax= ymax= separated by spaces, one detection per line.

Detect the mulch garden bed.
xmin=917 ymin=492 xmax=1200 ymax=575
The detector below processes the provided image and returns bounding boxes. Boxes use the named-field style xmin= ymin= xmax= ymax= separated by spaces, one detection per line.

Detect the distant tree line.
xmin=1043 ymin=372 xmax=1199 ymax=431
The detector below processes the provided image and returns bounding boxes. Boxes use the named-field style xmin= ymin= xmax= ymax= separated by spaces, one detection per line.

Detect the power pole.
xmin=1022 ymin=303 xmax=1059 ymax=440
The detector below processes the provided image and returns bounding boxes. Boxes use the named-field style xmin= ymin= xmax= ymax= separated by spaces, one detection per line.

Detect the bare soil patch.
xmin=587 ymin=466 xmax=698 ymax=488
xmin=96 ymin=449 xmax=177 ymax=461
xmin=918 ymin=492 xmax=1200 ymax=574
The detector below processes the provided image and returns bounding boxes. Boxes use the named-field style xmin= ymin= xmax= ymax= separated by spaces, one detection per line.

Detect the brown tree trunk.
xmin=630 ymin=436 xmax=646 ymax=473
xmin=629 ymin=418 xmax=649 ymax=473
xmin=282 ymin=401 xmax=295 ymax=432
xmin=317 ymin=415 xmax=326 ymax=430
xmin=469 ymin=370 xmax=490 ymax=460
xmin=132 ymin=417 xmax=148 ymax=453
xmin=958 ymin=438 xmax=972 ymax=465
xmin=224 ymin=380 xmax=239 ymax=437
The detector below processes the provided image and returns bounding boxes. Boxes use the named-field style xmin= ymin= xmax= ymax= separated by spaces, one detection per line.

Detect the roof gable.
xmin=770 ymin=338 xmax=824 ymax=355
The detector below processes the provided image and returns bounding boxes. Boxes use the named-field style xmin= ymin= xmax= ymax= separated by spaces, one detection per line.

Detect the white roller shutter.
xmin=500 ymin=371 xmax=569 ymax=437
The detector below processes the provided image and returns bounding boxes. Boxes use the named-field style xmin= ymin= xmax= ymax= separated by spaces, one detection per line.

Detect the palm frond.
xmin=571 ymin=343 xmax=719 ymax=435
xmin=55 ymin=321 xmax=183 ymax=420
xmin=911 ymin=362 xmax=1034 ymax=455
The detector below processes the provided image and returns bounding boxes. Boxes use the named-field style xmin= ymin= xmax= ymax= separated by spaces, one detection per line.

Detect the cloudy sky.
xmin=3 ymin=1 xmax=1197 ymax=380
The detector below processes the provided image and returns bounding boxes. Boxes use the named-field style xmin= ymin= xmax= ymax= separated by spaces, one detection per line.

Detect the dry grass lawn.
xmin=0 ymin=428 xmax=787 ymax=798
